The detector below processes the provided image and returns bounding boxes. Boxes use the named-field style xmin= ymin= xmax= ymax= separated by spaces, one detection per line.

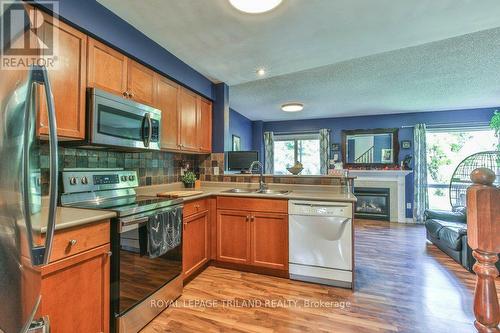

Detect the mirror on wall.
xmin=342 ymin=128 xmax=399 ymax=167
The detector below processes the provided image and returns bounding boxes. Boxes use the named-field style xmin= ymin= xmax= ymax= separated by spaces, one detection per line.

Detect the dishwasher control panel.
xmin=288 ymin=200 xmax=352 ymax=217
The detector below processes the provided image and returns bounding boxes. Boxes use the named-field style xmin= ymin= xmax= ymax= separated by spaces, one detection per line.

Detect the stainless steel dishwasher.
xmin=289 ymin=200 xmax=353 ymax=288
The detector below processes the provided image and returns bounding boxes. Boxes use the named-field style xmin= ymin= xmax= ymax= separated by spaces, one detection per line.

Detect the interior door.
xmin=179 ymin=88 xmax=198 ymax=151
xmin=155 ymin=75 xmax=180 ymax=150
xmin=216 ymin=210 xmax=251 ymax=264
xmin=250 ymin=212 xmax=288 ymax=270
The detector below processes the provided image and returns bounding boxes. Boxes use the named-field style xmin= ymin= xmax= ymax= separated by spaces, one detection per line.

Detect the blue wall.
xmin=35 ymin=0 xmax=213 ymax=99
xmin=229 ymin=109 xmax=253 ymax=151
xmin=259 ymin=107 xmax=496 ymax=218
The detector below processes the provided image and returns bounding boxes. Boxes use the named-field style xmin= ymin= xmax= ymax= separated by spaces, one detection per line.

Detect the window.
xmin=425 ymin=127 xmax=498 ymax=210
xmin=273 ymin=133 xmax=321 ymax=175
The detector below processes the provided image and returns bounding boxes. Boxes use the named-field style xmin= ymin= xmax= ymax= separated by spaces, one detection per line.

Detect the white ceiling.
xmin=98 ymin=0 xmax=500 ymax=120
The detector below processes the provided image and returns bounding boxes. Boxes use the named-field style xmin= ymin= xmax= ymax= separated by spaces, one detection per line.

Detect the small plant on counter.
xmin=181 ymin=171 xmax=197 ymax=188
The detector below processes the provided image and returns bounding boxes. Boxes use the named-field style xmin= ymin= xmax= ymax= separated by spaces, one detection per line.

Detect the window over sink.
xmin=273 ymin=133 xmax=321 ymax=175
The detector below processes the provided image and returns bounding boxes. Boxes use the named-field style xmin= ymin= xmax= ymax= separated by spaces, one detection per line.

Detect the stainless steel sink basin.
xmin=222 ymin=188 xmax=256 ymax=193
xmin=255 ymin=189 xmax=291 ymax=195
xmin=223 ymin=188 xmax=291 ymax=195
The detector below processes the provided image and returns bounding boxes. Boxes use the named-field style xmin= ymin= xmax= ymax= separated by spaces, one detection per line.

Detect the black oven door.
xmin=111 ymin=206 xmax=182 ymax=318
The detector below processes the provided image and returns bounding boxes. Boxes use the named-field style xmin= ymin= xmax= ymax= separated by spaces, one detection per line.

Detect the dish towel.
xmin=147 ymin=207 xmax=182 ymax=258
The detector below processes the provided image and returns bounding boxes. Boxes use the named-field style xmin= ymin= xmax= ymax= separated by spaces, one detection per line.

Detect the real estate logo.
xmin=1 ymin=0 xmax=59 ymax=70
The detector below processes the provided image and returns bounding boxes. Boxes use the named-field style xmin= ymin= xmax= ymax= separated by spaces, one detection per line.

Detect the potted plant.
xmin=181 ymin=171 xmax=197 ymax=188
xmin=490 ymin=110 xmax=500 ymax=151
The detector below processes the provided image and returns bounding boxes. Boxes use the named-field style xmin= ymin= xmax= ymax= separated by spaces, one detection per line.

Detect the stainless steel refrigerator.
xmin=1 ymin=3 xmax=58 ymax=332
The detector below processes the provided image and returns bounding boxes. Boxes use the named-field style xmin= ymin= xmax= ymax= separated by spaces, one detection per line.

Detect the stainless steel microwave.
xmin=85 ymin=88 xmax=161 ymax=150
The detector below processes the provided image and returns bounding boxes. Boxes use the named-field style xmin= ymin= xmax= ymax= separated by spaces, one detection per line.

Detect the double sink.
xmin=223 ymin=188 xmax=291 ymax=195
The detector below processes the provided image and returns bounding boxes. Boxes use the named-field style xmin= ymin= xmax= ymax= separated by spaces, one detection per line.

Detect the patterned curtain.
xmin=319 ymin=129 xmax=330 ymax=175
xmin=264 ymin=131 xmax=274 ymax=174
xmin=413 ymin=123 xmax=428 ymax=223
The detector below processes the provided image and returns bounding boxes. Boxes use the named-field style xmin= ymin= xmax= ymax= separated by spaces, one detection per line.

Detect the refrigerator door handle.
xmin=23 ymin=65 xmax=58 ymax=266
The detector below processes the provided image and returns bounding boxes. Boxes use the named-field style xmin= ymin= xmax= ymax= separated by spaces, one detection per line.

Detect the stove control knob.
xmin=128 ymin=175 xmax=135 ymax=181
xmin=69 ymin=177 xmax=77 ymax=185
xmin=121 ymin=175 xmax=128 ymax=182
xmin=81 ymin=176 xmax=88 ymax=185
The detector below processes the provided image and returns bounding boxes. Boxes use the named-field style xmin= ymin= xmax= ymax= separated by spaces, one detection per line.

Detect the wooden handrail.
xmin=466 ymin=167 xmax=500 ymax=332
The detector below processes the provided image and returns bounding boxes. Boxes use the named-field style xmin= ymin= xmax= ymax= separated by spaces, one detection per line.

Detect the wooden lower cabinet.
xmin=250 ymin=212 xmax=288 ymax=270
xmin=216 ymin=210 xmax=251 ymax=265
xmin=40 ymin=244 xmax=110 ymax=333
xmin=216 ymin=198 xmax=288 ymax=272
xmin=183 ymin=210 xmax=209 ymax=279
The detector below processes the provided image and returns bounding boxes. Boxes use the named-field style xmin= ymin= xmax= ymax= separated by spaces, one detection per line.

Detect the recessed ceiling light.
xmin=281 ymin=103 xmax=304 ymax=112
xmin=229 ymin=0 xmax=282 ymax=14
xmin=256 ymin=68 xmax=266 ymax=76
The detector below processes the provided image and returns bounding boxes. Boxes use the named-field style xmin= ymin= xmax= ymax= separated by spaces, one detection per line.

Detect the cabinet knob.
xmin=246 ymin=216 xmax=250 ymax=221
xmin=107 ymin=251 xmax=113 ymax=257
xmin=251 ymin=216 xmax=255 ymax=222
xmin=69 ymin=239 xmax=77 ymax=246
xmin=128 ymin=92 xmax=133 ymax=98
xmin=123 ymin=91 xmax=128 ymax=98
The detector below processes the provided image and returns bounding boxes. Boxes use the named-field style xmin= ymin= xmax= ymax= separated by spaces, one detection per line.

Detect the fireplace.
xmin=353 ymin=187 xmax=390 ymax=221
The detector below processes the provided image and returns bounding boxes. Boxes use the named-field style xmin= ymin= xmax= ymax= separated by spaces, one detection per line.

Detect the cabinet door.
xmin=250 ymin=212 xmax=288 ymax=270
xmin=127 ymin=59 xmax=155 ymax=106
xmin=179 ymin=88 xmax=198 ymax=151
xmin=38 ymin=12 xmax=86 ymax=139
xmin=197 ymin=97 xmax=212 ymax=153
xmin=216 ymin=210 xmax=251 ymax=264
xmin=87 ymin=38 xmax=127 ymax=96
xmin=183 ymin=210 xmax=209 ymax=278
xmin=155 ymin=75 xmax=180 ymax=150
xmin=40 ymin=244 xmax=110 ymax=333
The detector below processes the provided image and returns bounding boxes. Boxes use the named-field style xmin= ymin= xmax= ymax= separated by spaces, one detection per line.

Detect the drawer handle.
xmin=69 ymin=239 xmax=77 ymax=246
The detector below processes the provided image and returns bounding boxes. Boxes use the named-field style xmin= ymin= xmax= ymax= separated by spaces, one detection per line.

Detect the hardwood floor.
xmin=141 ymin=219 xmax=500 ymax=333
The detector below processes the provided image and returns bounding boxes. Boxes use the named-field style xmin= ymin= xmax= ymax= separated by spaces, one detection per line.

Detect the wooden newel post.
xmin=466 ymin=167 xmax=500 ymax=333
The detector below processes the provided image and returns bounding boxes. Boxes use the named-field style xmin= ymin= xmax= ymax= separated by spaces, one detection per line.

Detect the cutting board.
xmin=157 ymin=190 xmax=204 ymax=198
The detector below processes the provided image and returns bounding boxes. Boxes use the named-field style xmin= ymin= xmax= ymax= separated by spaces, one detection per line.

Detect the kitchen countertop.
xmin=136 ymin=181 xmax=357 ymax=203
xmin=37 ymin=181 xmax=353 ymax=233
xmin=33 ymin=205 xmax=116 ymax=233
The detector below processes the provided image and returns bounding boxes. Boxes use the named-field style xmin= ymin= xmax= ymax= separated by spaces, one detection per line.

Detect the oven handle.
xmin=118 ymin=204 xmax=183 ymax=233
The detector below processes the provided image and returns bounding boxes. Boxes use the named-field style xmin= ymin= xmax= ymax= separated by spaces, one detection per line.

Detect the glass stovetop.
xmin=65 ymin=195 xmax=182 ymax=217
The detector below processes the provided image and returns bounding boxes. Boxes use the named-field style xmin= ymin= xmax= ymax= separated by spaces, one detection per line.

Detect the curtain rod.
xmin=272 ymin=130 xmax=324 ymax=135
xmin=401 ymin=121 xmax=490 ymax=129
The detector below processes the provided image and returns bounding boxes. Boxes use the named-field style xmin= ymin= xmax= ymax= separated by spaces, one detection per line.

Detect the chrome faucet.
xmin=249 ymin=161 xmax=268 ymax=192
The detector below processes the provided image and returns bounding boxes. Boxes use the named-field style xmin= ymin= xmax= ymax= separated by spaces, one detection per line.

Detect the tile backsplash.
xmin=39 ymin=143 xmax=206 ymax=194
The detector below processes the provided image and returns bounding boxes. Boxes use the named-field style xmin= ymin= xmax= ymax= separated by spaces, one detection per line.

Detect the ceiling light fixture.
xmin=229 ymin=0 xmax=282 ymax=14
xmin=256 ymin=68 xmax=266 ymax=76
xmin=281 ymin=103 xmax=304 ymax=112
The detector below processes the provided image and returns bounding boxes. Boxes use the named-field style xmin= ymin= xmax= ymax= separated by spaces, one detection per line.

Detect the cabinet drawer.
xmin=184 ymin=199 xmax=208 ymax=217
xmin=217 ymin=197 xmax=288 ymax=214
xmin=44 ymin=220 xmax=110 ymax=262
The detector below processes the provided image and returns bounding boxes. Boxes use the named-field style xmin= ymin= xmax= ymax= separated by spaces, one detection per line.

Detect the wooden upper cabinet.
xmin=127 ymin=59 xmax=156 ymax=106
xmin=250 ymin=212 xmax=288 ymax=270
xmin=155 ymin=75 xmax=180 ymax=150
xmin=38 ymin=11 xmax=86 ymax=139
xmin=197 ymin=98 xmax=212 ymax=153
xmin=216 ymin=210 xmax=251 ymax=264
xmin=183 ymin=210 xmax=209 ymax=279
xmin=179 ymin=88 xmax=198 ymax=151
xmin=87 ymin=38 xmax=127 ymax=96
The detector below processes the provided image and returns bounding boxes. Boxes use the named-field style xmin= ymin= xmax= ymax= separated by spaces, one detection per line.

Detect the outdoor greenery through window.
xmin=274 ymin=133 xmax=321 ymax=175
xmin=425 ymin=127 xmax=498 ymax=210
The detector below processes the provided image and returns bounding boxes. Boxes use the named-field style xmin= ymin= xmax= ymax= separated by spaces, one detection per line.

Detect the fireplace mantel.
xmin=349 ymin=170 xmax=413 ymax=223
